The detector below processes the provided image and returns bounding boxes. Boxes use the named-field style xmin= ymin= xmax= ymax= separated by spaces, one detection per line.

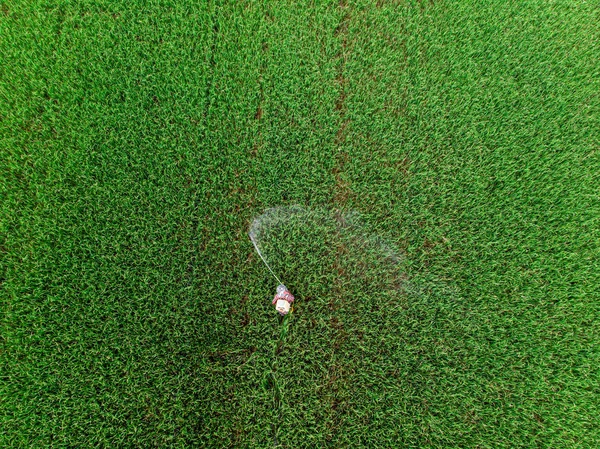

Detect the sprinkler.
xmin=249 ymin=225 xmax=295 ymax=316
xmin=272 ymin=284 xmax=294 ymax=316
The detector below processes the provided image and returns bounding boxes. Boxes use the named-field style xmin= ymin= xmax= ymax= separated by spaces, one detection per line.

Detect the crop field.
xmin=1 ymin=0 xmax=599 ymax=447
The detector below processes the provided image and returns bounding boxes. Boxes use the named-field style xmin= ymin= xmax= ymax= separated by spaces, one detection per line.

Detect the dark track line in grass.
xmin=251 ymin=15 xmax=268 ymax=161
xmin=325 ymin=1 xmax=354 ymax=444
xmin=185 ymin=0 xmax=219 ymax=316
xmin=251 ymin=12 xmax=285 ymax=448
xmin=332 ymin=0 xmax=352 ymax=207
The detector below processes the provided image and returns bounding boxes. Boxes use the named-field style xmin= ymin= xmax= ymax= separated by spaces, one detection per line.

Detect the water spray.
xmin=249 ymin=228 xmax=295 ymax=316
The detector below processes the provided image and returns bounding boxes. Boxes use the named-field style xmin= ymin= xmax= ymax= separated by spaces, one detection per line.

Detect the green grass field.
xmin=2 ymin=0 xmax=599 ymax=447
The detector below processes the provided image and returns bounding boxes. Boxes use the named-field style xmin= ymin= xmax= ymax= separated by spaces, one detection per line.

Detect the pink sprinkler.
xmin=249 ymin=228 xmax=295 ymax=316
xmin=272 ymin=284 xmax=295 ymax=316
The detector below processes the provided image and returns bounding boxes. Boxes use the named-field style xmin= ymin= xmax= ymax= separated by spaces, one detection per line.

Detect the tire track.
xmin=332 ymin=0 xmax=352 ymax=207
xmin=325 ymin=1 xmax=355 ymax=444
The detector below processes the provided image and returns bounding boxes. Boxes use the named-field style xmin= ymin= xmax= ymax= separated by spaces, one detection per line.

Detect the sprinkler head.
xmin=272 ymin=284 xmax=294 ymax=316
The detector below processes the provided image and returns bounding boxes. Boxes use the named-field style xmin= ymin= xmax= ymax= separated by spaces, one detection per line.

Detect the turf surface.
xmin=1 ymin=0 xmax=599 ymax=447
